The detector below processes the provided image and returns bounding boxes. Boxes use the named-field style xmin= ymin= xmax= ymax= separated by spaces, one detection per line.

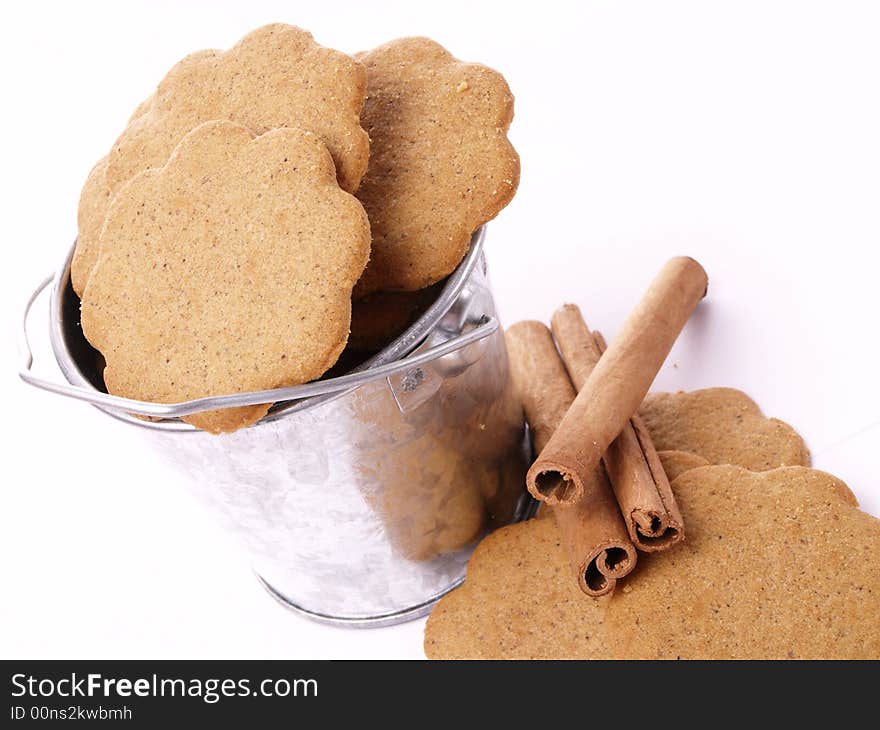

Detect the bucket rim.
xmin=47 ymin=226 xmax=489 ymax=432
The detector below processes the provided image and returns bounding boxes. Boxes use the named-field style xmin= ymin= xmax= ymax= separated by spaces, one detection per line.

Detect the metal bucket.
xmin=20 ymin=227 xmax=531 ymax=627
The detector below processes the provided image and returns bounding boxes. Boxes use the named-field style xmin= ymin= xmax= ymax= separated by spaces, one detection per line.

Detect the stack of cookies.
xmin=74 ymin=24 xmax=520 ymax=433
xmin=425 ymin=388 xmax=880 ymax=659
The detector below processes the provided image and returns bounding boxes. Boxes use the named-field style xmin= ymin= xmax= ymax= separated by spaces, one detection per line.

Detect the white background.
xmin=2 ymin=0 xmax=879 ymax=659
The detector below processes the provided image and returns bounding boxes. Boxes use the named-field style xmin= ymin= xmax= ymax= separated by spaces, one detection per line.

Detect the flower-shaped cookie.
xmin=428 ymin=466 xmax=880 ymax=659
xmin=354 ymin=38 xmax=520 ymax=296
xmin=81 ymin=120 xmax=370 ymax=433
xmin=605 ymin=466 xmax=878 ymax=659
xmin=72 ymin=25 xmax=369 ymax=294
xmin=425 ymin=517 xmax=614 ymax=659
xmin=639 ymin=388 xmax=811 ymax=470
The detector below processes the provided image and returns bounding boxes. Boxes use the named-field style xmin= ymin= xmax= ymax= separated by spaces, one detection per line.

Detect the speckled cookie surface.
xmin=425 ymin=393 xmax=867 ymax=659
xmin=605 ymin=466 xmax=877 ymax=659
xmin=348 ymin=285 xmax=440 ymax=352
xmin=424 ymin=518 xmax=612 ymax=660
xmin=658 ymin=450 xmax=711 ymax=480
xmin=73 ymin=157 xmax=114 ymax=293
xmin=640 ymin=388 xmax=810 ymax=471
xmin=428 ymin=466 xmax=876 ymax=660
xmin=354 ymin=37 xmax=519 ymax=296
xmin=72 ymin=93 xmax=157 ymax=293
xmin=72 ymin=25 xmax=369 ymax=295
xmin=80 ymin=120 xmax=370 ymax=434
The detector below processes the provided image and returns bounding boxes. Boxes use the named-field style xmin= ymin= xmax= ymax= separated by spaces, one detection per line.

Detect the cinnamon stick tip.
xmin=552 ymin=302 xmax=583 ymax=318
xmin=671 ymin=255 xmax=709 ymax=298
xmin=630 ymin=510 xmax=686 ymax=552
xmin=526 ymin=462 xmax=583 ymax=506
xmin=582 ymin=568 xmax=615 ymax=597
xmin=505 ymin=319 xmax=552 ymax=338
xmin=581 ymin=542 xmax=638 ymax=596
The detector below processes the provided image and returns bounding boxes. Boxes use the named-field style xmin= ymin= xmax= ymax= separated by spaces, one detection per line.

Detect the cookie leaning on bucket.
xmin=72 ymin=24 xmax=369 ymax=295
xmin=605 ymin=466 xmax=879 ymax=659
xmin=80 ymin=120 xmax=371 ymax=434
xmin=424 ymin=518 xmax=613 ymax=659
xmin=354 ymin=37 xmax=519 ymax=297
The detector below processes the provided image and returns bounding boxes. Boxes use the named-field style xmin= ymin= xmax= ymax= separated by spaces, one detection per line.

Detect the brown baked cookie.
xmin=356 ymin=430 xmax=487 ymax=562
xmin=605 ymin=465 xmax=877 ymax=659
xmin=348 ymin=285 xmax=440 ymax=352
xmin=72 ymin=92 xmax=157 ymax=293
xmin=658 ymin=450 xmax=711 ymax=480
xmin=540 ymin=388 xmax=798 ymax=516
xmin=72 ymin=25 xmax=369 ymax=295
xmin=73 ymin=156 xmax=114 ymax=293
xmin=640 ymin=388 xmax=811 ymax=470
xmin=128 ymin=94 xmax=155 ymax=123
xmin=424 ymin=517 xmax=612 ymax=659
xmin=354 ymin=37 xmax=519 ymax=296
xmin=81 ymin=120 xmax=370 ymax=434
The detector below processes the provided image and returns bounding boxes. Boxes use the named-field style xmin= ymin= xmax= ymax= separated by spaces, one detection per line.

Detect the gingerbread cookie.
xmin=426 ymin=466 xmax=873 ymax=660
xmin=81 ymin=120 xmax=370 ymax=433
xmin=424 ymin=518 xmax=612 ymax=659
xmin=533 ymin=389 xmax=800 ymax=517
xmin=73 ymin=156 xmax=114 ymax=294
xmin=640 ymin=388 xmax=810 ymax=471
xmin=348 ymin=285 xmax=440 ymax=353
xmin=356 ymin=430 xmax=487 ymax=562
xmin=605 ymin=466 xmax=877 ymax=659
xmin=128 ymin=94 xmax=154 ymax=123
xmin=657 ymin=450 xmax=710 ymax=480
xmin=72 ymin=91 xmax=158 ymax=293
xmin=354 ymin=37 xmax=519 ymax=296
xmin=72 ymin=25 xmax=369 ymax=295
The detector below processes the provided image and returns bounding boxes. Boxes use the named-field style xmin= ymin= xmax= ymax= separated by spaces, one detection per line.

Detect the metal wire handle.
xmin=19 ymin=274 xmax=499 ymax=419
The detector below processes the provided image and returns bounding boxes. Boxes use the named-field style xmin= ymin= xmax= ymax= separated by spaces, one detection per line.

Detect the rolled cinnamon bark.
xmin=505 ymin=321 xmax=636 ymax=596
xmin=526 ymin=257 xmax=708 ymax=506
xmin=551 ymin=305 xmax=684 ymax=551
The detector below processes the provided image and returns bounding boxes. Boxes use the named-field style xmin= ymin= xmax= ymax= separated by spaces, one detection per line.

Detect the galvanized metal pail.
xmin=20 ymin=227 xmax=531 ymax=627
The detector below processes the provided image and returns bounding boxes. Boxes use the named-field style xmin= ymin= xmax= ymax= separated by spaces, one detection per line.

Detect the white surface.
xmin=2 ymin=0 xmax=879 ymax=659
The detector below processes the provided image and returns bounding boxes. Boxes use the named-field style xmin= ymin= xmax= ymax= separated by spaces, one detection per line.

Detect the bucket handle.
xmin=19 ymin=274 xmax=500 ymax=419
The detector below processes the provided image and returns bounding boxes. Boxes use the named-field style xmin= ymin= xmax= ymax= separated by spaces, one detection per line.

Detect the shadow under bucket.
xmin=24 ymin=227 xmax=531 ymax=627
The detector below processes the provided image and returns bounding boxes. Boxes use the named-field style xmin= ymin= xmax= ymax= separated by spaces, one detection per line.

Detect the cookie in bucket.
xmin=72 ymin=24 xmax=369 ymax=295
xmin=353 ymin=37 xmax=520 ymax=297
xmin=80 ymin=120 xmax=371 ymax=433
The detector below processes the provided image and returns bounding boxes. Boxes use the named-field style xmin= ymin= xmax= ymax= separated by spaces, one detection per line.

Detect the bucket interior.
xmin=57 ymin=275 xmax=105 ymax=392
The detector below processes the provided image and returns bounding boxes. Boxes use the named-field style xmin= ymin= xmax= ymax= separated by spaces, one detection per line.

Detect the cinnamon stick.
xmin=551 ymin=306 xmax=684 ymax=551
xmin=526 ymin=257 xmax=707 ymax=506
xmin=505 ymin=321 xmax=636 ymax=596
